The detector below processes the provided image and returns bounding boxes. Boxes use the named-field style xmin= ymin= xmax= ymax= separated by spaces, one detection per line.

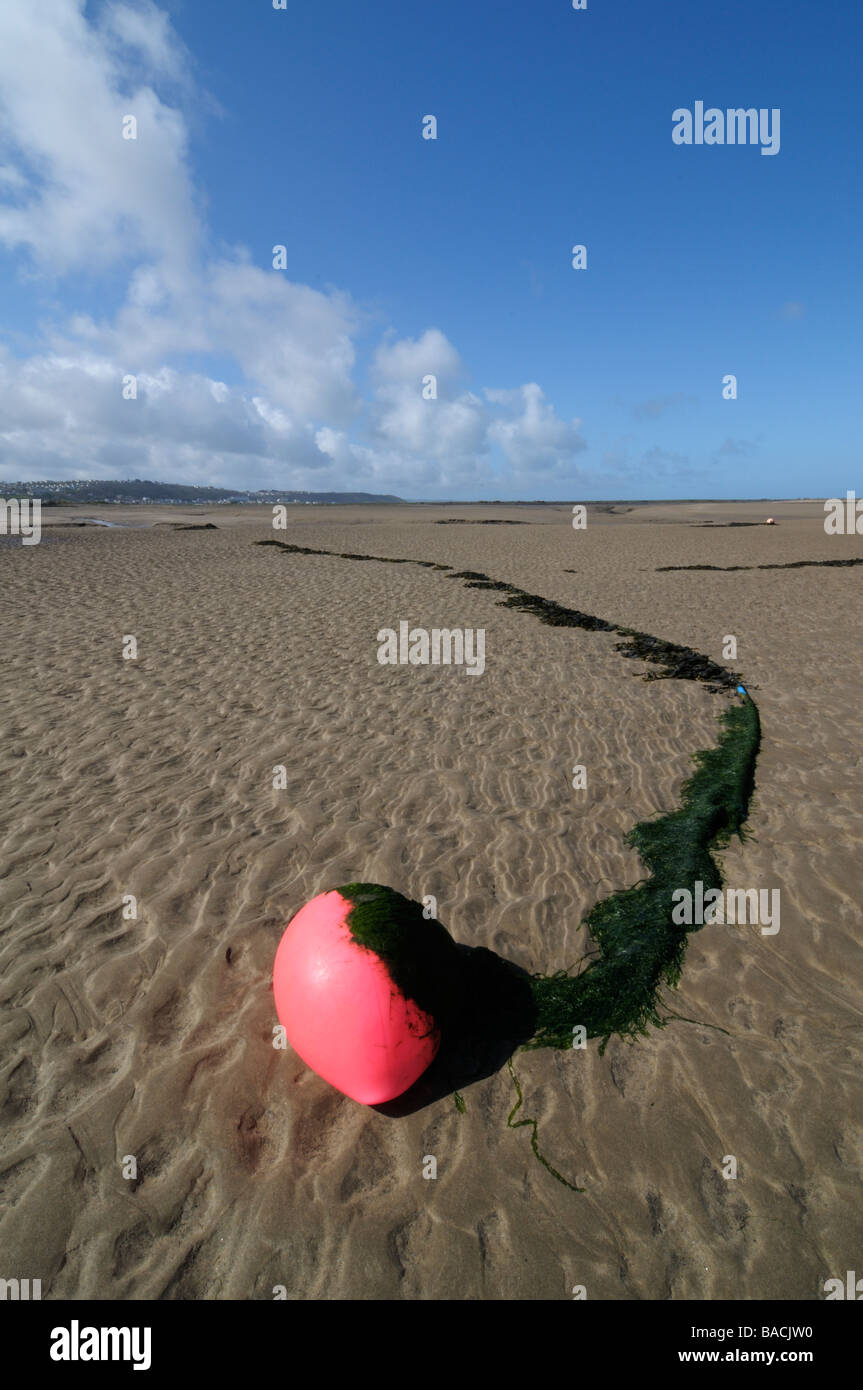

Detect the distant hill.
xmin=2 ymin=479 xmax=404 ymax=505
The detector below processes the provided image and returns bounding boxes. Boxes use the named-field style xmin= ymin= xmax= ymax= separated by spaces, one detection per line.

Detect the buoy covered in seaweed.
xmin=273 ymin=883 xmax=461 ymax=1104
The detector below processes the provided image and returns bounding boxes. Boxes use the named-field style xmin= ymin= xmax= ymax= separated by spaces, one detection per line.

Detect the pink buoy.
xmin=273 ymin=887 xmax=441 ymax=1104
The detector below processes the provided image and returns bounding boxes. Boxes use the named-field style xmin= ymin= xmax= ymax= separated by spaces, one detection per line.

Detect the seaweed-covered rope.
xmin=257 ymin=539 xmax=762 ymax=1184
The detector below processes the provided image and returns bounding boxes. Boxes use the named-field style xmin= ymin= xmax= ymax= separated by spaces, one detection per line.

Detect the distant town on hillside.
xmin=0 ymin=480 xmax=405 ymax=505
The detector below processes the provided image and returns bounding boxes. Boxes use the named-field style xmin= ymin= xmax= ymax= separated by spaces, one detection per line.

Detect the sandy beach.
xmin=1 ymin=499 xmax=861 ymax=1300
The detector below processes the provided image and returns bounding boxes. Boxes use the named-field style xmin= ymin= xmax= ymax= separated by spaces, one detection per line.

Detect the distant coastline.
xmin=0 ymin=480 xmax=405 ymax=506
xmin=0 ymin=478 xmax=817 ymax=507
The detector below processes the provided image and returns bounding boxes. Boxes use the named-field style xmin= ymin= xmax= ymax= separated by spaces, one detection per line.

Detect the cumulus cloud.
xmin=0 ymin=0 xmax=199 ymax=275
xmin=0 ymin=1 xmax=589 ymax=494
xmin=486 ymin=384 xmax=586 ymax=473
xmin=0 ymin=346 xmax=332 ymax=485
xmin=100 ymin=0 xmax=191 ymax=83
xmin=368 ymin=330 xmax=488 ymax=465
xmin=371 ymin=328 xmax=462 ymax=388
xmin=207 ymin=263 xmax=360 ymax=423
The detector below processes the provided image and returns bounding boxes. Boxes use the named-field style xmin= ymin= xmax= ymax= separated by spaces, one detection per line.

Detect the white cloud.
xmin=0 ymin=0 xmax=199 ymax=273
xmin=206 ymin=262 xmax=360 ymax=423
xmin=100 ymin=0 xmax=190 ymax=83
xmin=486 ymin=383 xmax=586 ymax=472
xmin=0 ymin=346 xmax=330 ymax=486
xmin=371 ymin=328 xmax=462 ymax=387
xmin=368 ymin=328 xmax=488 ymax=463
xmin=370 ymin=385 xmax=488 ymax=462
xmin=0 ymin=2 xmax=590 ymax=494
xmin=42 ymin=254 xmax=363 ymax=426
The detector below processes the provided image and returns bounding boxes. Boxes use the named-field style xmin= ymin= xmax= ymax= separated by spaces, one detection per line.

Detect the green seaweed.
xmin=526 ymin=695 xmax=760 ymax=1049
xmin=443 ymin=573 xmax=742 ymax=690
xmin=256 ymin=538 xmax=450 ymax=568
xmin=658 ymin=557 xmax=863 ymax=572
xmin=335 ymin=881 xmax=464 ymax=1035
xmin=506 ymin=1058 xmax=584 ymax=1191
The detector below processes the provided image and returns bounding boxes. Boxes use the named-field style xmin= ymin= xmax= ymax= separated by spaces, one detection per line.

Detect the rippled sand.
xmin=1 ymin=500 xmax=861 ymax=1299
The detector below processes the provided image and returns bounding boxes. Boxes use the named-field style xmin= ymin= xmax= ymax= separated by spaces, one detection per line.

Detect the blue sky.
xmin=0 ymin=0 xmax=859 ymax=499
